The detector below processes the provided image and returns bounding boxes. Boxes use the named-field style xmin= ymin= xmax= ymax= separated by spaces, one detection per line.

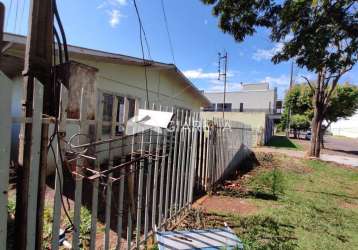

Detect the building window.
xmin=217 ymin=103 xmax=232 ymax=112
xmin=102 ymin=93 xmax=137 ymax=136
xmin=102 ymin=93 xmax=114 ymax=135
xmin=239 ymin=103 xmax=244 ymax=112
xmin=203 ymin=103 xmax=215 ymax=111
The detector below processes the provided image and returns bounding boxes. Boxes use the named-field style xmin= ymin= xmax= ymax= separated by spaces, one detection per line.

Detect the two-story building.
xmin=202 ymin=82 xmax=282 ymax=145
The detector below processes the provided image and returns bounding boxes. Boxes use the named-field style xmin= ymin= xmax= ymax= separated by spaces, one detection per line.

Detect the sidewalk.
xmin=254 ymin=147 xmax=358 ymax=167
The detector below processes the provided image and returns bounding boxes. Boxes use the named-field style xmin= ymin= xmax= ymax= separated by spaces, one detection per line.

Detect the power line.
xmin=133 ymin=0 xmax=152 ymax=60
xmin=133 ymin=0 xmax=150 ymax=108
xmin=160 ymin=0 xmax=176 ymax=65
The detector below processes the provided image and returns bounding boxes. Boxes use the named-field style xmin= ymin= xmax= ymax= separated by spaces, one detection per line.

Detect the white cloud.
xmin=108 ymin=9 xmax=122 ymax=28
xmin=99 ymin=0 xmax=127 ymax=28
xmin=252 ymin=43 xmax=284 ymax=61
xmin=183 ymin=68 xmax=234 ymax=80
xmin=207 ymin=79 xmax=243 ymax=92
xmin=261 ymin=75 xmax=290 ymax=87
xmin=183 ymin=69 xmax=219 ymax=80
xmin=115 ymin=0 xmax=127 ymax=5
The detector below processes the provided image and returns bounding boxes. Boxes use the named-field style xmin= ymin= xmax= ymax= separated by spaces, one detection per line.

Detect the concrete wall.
xmin=201 ymin=112 xmax=267 ymax=129
xmin=201 ymin=112 xmax=269 ymax=146
xmin=204 ymin=89 xmax=277 ymax=113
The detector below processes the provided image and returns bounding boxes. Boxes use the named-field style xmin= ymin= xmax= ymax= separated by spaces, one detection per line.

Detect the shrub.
xmin=250 ymin=167 xmax=286 ymax=199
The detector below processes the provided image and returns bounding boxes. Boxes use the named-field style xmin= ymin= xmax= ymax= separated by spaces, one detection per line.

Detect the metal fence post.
xmin=0 ymin=72 xmax=12 ymax=249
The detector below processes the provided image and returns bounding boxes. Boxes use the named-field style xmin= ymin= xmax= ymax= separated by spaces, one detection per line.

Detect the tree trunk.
xmin=309 ymin=72 xmax=325 ymax=158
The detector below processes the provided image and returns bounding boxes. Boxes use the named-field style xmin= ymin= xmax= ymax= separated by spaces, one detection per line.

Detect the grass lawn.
xmin=179 ymin=153 xmax=358 ymax=249
xmin=266 ymin=136 xmax=302 ymax=150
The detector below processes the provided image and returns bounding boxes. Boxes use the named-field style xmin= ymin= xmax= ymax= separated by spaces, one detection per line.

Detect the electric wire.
xmin=160 ymin=0 xmax=176 ymax=65
xmin=133 ymin=0 xmax=150 ymax=108
xmin=53 ymin=28 xmax=63 ymax=65
xmin=53 ymin=0 xmax=69 ymax=62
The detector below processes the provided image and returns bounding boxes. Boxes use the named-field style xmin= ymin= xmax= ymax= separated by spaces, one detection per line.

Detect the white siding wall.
xmin=76 ymin=59 xmax=204 ymax=111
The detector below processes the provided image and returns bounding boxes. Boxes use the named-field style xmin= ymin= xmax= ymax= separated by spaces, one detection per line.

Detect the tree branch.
xmin=301 ymin=75 xmax=315 ymax=91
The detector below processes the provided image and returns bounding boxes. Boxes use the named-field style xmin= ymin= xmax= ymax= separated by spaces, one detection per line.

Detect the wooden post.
xmin=16 ymin=0 xmax=53 ymax=249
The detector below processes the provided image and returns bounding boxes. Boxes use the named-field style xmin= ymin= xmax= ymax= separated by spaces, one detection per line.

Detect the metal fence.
xmin=1 ymin=76 xmax=257 ymax=249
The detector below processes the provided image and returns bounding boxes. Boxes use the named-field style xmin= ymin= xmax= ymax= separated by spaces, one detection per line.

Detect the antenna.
xmin=218 ymin=52 xmax=228 ymax=118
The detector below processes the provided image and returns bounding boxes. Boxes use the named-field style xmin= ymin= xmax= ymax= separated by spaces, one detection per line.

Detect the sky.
xmin=2 ymin=0 xmax=357 ymax=99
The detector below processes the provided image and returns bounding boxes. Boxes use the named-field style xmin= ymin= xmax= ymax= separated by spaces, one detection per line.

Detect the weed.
xmin=249 ymin=166 xmax=286 ymax=199
xmin=7 ymin=198 xmax=16 ymax=215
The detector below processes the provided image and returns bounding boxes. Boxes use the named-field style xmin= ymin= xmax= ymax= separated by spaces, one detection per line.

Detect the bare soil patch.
xmin=194 ymin=195 xmax=258 ymax=215
xmin=340 ymin=201 xmax=358 ymax=210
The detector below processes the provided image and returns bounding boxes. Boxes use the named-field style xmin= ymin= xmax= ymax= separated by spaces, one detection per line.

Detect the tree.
xmin=322 ymin=84 xmax=358 ymax=143
xmin=281 ymin=83 xmax=358 ymax=145
xmin=290 ymin=114 xmax=311 ymax=138
xmin=202 ymin=0 xmax=358 ymax=157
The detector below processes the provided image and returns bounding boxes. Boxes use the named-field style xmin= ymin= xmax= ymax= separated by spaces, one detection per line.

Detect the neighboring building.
xmin=1 ymin=32 xmax=210 ymax=165
xmin=329 ymin=112 xmax=358 ymax=138
xmin=202 ymin=83 xmax=281 ymax=145
xmin=203 ymin=83 xmax=279 ymax=114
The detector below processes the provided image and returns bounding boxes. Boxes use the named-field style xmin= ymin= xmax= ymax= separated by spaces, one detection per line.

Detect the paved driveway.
xmin=323 ymin=136 xmax=358 ymax=156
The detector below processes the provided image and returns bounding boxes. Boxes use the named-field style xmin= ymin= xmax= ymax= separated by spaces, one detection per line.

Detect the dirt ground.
xmin=193 ymin=195 xmax=258 ymax=215
xmin=292 ymin=135 xmax=358 ymax=158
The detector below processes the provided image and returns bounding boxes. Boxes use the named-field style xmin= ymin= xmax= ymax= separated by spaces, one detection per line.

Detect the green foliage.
xmin=183 ymin=155 xmax=358 ymax=249
xmin=66 ymin=207 xmax=92 ymax=238
xmin=326 ymin=83 xmax=358 ymax=124
xmin=202 ymin=0 xmax=358 ymax=75
xmin=203 ymin=0 xmax=358 ymax=156
xmin=7 ymin=198 xmax=16 ymax=215
xmin=281 ymin=83 xmax=358 ymax=130
xmin=43 ymin=207 xmax=54 ymax=247
xmin=290 ymin=114 xmax=310 ymax=131
xmin=250 ymin=166 xmax=286 ymax=199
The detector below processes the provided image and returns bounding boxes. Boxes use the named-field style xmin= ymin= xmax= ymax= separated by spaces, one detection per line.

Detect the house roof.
xmin=1 ymin=32 xmax=210 ymax=106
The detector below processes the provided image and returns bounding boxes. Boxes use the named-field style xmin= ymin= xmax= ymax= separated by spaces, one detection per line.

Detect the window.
xmin=102 ymin=93 xmax=114 ymax=135
xmin=217 ymin=103 xmax=232 ymax=112
xmin=116 ymin=96 xmax=125 ymax=135
xmin=239 ymin=103 xmax=244 ymax=112
xmin=203 ymin=103 xmax=215 ymax=111
xmin=101 ymin=93 xmax=137 ymax=135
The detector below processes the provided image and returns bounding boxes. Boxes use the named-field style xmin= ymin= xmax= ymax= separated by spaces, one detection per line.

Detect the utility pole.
xmin=15 ymin=0 xmax=53 ymax=249
xmin=218 ymin=52 xmax=228 ymax=119
xmin=286 ymin=61 xmax=294 ymax=137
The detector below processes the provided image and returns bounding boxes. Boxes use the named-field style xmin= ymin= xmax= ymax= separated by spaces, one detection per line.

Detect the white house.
xmin=1 ymin=32 xmax=210 ymax=164
xmin=329 ymin=112 xmax=358 ymax=138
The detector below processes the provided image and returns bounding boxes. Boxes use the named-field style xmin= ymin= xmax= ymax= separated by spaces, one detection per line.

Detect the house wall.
xmin=9 ymin=59 xmax=206 ymax=174
xmin=204 ymin=89 xmax=277 ymax=113
xmin=329 ymin=112 xmax=358 ymax=138
xmin=76 ymin=58 xmax=204 ymax=111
